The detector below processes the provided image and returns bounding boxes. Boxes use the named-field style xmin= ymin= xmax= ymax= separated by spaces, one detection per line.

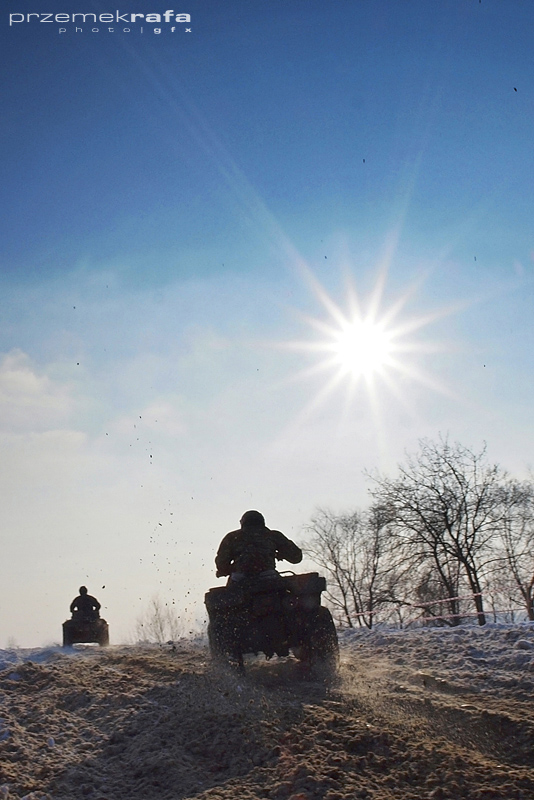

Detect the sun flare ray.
xmin=276 ymin=264 xmax=459 ymax=427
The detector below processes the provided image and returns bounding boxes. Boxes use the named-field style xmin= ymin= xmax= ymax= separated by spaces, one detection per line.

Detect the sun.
xmin=330 ymin=318 xmax=394 ymax=378
xmin=279 ymin=263 xmax=456 ymax=418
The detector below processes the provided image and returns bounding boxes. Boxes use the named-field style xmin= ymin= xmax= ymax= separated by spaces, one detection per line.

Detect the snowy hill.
xmin=0 ymin=624 xmax=533 ymax=799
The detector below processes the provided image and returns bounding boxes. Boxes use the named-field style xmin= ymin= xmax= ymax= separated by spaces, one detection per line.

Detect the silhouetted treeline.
xmin=303 ymin=437 xmax=534 ymax=628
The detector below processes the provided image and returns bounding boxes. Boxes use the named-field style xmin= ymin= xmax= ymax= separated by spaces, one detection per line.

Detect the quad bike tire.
xmin=207 ymin=617 xmax=227 ymax=661
xmin=296 ymin=606 xmax=339 ymax=676
xmin=96 ymin=624 xmax=110 ymax=647
xmin=207 ymin=613 xmax=242 ymax=665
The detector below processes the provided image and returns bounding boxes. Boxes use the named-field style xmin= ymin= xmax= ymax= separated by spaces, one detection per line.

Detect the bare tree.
xmin=303 ymin=506 xmax=398 ymax=628
xmin=368 ymin=437 xmax=507 ymax=626
xmin=496 ymin=478 xmax=534 ymax=620
xmin=412 ymin=563 xmax=463 ymax=626
xmin=134 ymin=596 xmax=184 ymax=644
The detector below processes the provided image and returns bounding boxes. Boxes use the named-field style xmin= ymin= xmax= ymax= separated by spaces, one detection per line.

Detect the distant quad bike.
xmin=62 ymin=615 xmax=109 ymax=647
xmin=205 ymin=572 xmax=339 ymax=674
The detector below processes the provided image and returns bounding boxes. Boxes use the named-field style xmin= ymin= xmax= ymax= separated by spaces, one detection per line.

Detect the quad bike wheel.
xmin=62 ymin=627 xmax=74 ymax=647
xmin=97 ymin=624 xmax=110 ymax=647
xmin=296 ymin=606 xmax=339 ymax=677
xmin=207 ymin=614 xmax=243 ymax=668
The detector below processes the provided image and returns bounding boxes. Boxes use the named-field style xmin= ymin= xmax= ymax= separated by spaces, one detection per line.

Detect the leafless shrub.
xmin=134 ymin=596 xmax=184 ymax=644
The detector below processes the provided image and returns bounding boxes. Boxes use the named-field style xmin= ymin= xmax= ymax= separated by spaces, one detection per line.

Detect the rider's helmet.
xmin=79 ymin=586 xmax=88 ymax=595
xmin=240 ymin=510 xmax=265 ymax=528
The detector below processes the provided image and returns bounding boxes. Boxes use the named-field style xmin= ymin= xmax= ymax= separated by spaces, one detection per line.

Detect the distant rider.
xmin=215 ymin=510 xmax=303 ymax=583
xmin=70 ymin=586 xmax=101 ymax=621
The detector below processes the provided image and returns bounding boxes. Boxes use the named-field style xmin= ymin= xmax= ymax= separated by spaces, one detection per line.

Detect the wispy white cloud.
xmin=0 ymin=350 xmax=75 ymax=432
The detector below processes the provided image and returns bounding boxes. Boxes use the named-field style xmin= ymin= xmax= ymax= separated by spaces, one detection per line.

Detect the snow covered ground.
xmin=0 ymin=623 xmax=533 ymax=800
xmin=3 ymin=620 xmax=534 ymax=691
xmin=340 ymin=621 xmax=534 ymax=697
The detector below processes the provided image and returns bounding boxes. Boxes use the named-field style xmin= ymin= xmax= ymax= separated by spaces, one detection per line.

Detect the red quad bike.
xmin=62 ymin=616 xmax=110 ymax=647
xmin=205 ymin=572 xmax=339 ymax=675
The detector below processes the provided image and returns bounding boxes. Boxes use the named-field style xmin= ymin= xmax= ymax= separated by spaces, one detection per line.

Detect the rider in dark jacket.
xmin=70 ymin=586 xmax=101 ymax=621
xmin=215 ymin=510 xmax=302 ymax=581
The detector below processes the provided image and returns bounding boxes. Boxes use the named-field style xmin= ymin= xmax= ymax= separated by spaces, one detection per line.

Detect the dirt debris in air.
xmin=0 ymin=636 xmax=533 ymax=800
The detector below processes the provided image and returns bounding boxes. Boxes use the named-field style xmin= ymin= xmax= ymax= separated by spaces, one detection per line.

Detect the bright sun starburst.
xmin=280 ymin=263 xmax=458 ymax=421
xmin=330 ymin=318 xmax=394 ymax=378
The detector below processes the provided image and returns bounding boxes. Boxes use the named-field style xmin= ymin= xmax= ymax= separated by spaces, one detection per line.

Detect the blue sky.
xmin=1 ymin=0 xmax=534 ymax=646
